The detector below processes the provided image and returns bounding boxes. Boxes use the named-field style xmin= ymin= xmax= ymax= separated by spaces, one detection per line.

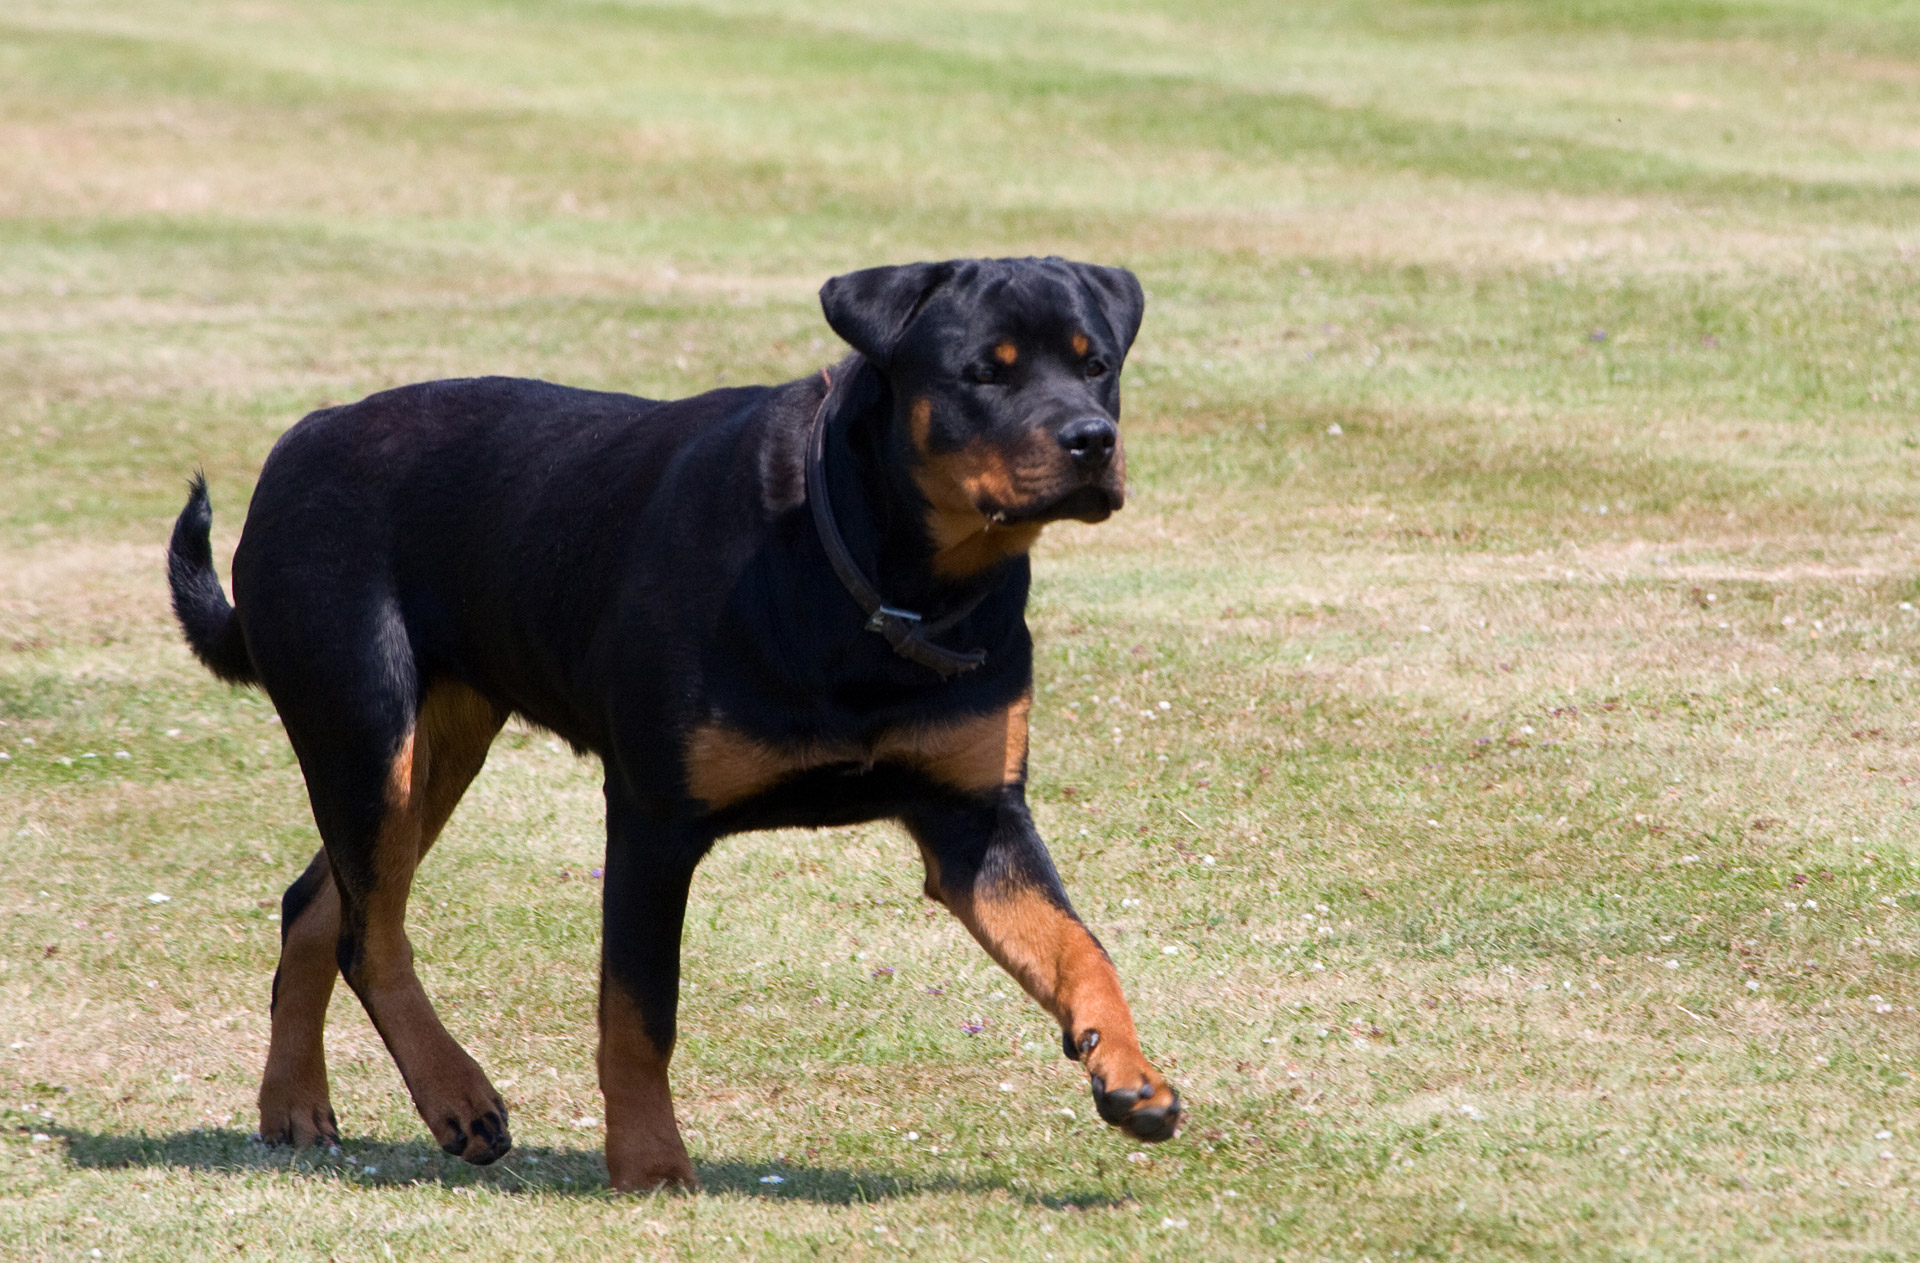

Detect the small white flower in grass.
xmin=906 ymin=1131 xmax=918 ymax=1140
xmin=1058 ymin=1108 xmax=1075 ymax=1119
xmin=1201 ymin=855 xmax=1215 ymax=866
xmin=361 ymin=1165 xmax=378 ymax=1176
xmin=1903 ymin=603 xmax=1914 ymax=612
xmin=114 ymin=751 xmax=130 ymax=759
xmin=1804 ymin=900 xmax=1818 ymax=910
xmin=1677 ymin=855 xmax=1700 ymax=865
xmin=759 ymin=1174 xmax=785 ymax=1184
xmin=31 ymin=1133 xmax=49 ymax=1143
xmin=1877 ymin=1130 xmax=1894 ymax=1141
xmin=1326 ymin=423 xmax=1342 ymax=436
xmin=1127 ymin=1151 xmax=1149 ymax=1164
xmin=1747 ymin=980 xmax=1761 ymax=991
xmin=1162 ymin=945 xmax=1180 ymax=955
xmin=148 ymin=892 xmax=170 ymax=904
xmin=1158 ymin=701 xmax=1171 ymax=711
xmin=1417 ymin=625 xmax=1431 ymax=633
xmin=1161 ymin=1217 xmax=1189 ymax=1229
xmin=1427 ymin=819 xmax=1440 ymax=827
xmin=571 ymin=1116 xmax=598 ymax=1128
xmin=998 ymin=1082 xmax=1014 ymax=1092
xmin=1665 ymin=960 xmax=1681 ymax=970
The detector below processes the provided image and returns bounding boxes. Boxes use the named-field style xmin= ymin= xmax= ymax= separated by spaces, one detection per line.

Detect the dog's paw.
xmin=608 ymin=1155 xmax=699 ymax=1193
xmin=1090 ymin=1072 xmax=1181 ymax=1142
xmin=431 ymin=1096 xmax=512 ymax=1165
xmin=259 ymin=1103 xmax=340 ymax=1149
xmin=1074 ymin=1030 xmax=1181 ymax=1143
xmin=259 ymin=1083 xmax=339 ymax=1149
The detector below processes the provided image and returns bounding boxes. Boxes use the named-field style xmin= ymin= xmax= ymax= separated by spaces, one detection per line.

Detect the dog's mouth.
xmin=988 ymin=481 xmax=1123 ymax=527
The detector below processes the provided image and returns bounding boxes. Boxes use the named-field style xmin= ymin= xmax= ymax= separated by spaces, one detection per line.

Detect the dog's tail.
xmin=168 ymin=472 xmax=257 ymax=685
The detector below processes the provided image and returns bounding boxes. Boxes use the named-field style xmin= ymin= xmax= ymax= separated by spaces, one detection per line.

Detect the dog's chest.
xmin=682 ymin=698 xmax=1028 ymax=811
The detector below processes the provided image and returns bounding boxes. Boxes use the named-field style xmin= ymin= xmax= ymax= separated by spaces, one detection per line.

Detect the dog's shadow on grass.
xmin=48 ymin=1126 xmax=1129 ymax=1209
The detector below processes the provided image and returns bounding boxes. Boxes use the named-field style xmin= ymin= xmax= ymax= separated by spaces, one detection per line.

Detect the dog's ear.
xmin=820 ymin=262 xmax=954 ymax=368
xmin=1071 ymin=263 xmax=1146 ymax=358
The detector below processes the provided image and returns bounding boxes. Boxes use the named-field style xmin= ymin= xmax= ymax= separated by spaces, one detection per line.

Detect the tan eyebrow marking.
xmin=1070 ymin=333 xmax=1089 ymax=356
xmin=992 ymin=342 xmax=1019 ymax=365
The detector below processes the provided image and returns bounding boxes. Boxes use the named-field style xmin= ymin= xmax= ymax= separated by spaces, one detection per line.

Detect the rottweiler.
xmin=167 ymin=255 xmax=1181 ymax=1191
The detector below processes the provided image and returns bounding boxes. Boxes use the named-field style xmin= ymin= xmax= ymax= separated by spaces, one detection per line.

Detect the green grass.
xmin=5 ymin=0 xmax=1920 ymax=1257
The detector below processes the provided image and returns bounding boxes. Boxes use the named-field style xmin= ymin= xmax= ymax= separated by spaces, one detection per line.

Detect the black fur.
xmin=167 ymin=472 xmax=256 ymax=684
xmin=170 ymin=255 xmax=1170 ymax=1158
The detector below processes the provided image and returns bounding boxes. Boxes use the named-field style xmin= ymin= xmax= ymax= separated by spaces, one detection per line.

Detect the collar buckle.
xmin=865 ymin=605 xmax=923 ymax=634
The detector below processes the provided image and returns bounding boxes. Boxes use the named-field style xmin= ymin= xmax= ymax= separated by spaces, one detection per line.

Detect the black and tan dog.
xmin=167 ymin=256 xmax=1180 ymax=1191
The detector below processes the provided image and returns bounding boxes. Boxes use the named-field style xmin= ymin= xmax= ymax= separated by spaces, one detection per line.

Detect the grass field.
xmin=5 ymin=0 xmax=1920 ymax=1257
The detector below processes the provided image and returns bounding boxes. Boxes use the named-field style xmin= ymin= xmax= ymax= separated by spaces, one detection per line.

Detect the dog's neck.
xmin=817 ymin=355 xmax=1031 ymax=619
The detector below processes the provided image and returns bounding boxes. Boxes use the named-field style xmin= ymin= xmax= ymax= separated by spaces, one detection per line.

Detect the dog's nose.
xmin=1057 ymin=416 xmax=1118 ymax=472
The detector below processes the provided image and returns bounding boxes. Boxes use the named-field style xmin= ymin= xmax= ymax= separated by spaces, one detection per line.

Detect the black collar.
xmin=805 ymin=368 xmax=989 ymax=679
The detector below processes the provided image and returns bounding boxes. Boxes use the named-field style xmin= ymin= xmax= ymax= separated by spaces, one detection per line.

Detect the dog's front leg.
xmin=598 ymin=789 xmax=700 ymax=1192
xmin=906 ymin=793 xmax=1181 ymax=1142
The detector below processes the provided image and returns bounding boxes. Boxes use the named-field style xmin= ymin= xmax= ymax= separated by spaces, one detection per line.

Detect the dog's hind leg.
xmin=268 ymin=654 xmax=510 ymax=1163
xmin=259 ymin=849 xmax=343 ymax=1147
xmin=258 ymin=682 xmax=504 ymax=1150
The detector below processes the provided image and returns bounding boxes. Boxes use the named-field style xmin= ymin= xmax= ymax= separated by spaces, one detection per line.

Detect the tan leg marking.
xmin=347 ymin=681 xmax=512 ymax=1163
xmin=599 ymin=977 xmax=696 ymax=1192
xmin=685 ymin=696 xmax=1028 ymax=810
xmin=914 ymin=844 xmax=1177 ymax=1130
xmin=259 ymin=857 xmax=340 ymax=1147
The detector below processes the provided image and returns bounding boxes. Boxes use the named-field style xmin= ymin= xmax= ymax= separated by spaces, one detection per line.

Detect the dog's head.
xmin=821 ymin=256 xmax=1144 ymax=577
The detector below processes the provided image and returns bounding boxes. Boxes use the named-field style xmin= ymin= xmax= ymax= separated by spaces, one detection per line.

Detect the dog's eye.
xmin=970 ymin=364 xmax=998 ymax=384
xmin=1084 ymin=358 xmax=1108 ymax=379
